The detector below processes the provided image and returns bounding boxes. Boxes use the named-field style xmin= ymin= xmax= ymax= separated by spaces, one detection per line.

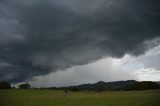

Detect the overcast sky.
xmin=0 ymin=0 xmax=160 ymax=87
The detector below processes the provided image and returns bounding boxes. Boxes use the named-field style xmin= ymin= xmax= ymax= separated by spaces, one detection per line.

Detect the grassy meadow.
xmin=0 ymin=89 xmax=160 ymax=106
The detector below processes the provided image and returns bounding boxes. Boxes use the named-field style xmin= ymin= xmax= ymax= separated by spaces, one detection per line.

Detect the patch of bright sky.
xmin=28 ymin=44 xmax=160 ymax=87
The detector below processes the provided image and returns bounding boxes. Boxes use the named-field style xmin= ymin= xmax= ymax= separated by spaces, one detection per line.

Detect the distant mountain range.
xmin=41 ymin=80 xmax=160 ymax=91
xmin=47 ymin=80 xmax=138 ymax=91
xmin=70 ymin=80 xmax=137 ymax=90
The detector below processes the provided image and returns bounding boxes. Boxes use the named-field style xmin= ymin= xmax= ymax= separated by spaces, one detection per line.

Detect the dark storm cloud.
xmin=0 ymin=0 xmax=160 ymax=82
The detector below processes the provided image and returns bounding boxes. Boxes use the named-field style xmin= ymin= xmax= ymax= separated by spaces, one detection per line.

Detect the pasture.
xmin=0 ymin=90 xmax=160 ymax=106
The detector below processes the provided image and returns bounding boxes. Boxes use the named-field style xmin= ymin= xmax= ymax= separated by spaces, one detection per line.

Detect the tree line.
xmin=0 ymin=81 xmax=30 ymax=89
xmin=0 ymin=80 xmax=160 ymax=92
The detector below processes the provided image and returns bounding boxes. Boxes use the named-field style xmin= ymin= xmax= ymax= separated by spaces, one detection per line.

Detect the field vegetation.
xmin=0 ymin=89 xmax=160 ymax=106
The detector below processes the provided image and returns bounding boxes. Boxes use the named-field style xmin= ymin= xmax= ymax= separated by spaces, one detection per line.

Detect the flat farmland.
xmin=0 ymin=90 xmax=160 ymax=106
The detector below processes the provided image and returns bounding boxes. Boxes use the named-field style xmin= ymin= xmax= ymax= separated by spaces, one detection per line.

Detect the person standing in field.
xmin=64 ymin=89 xmax=68 ymax=96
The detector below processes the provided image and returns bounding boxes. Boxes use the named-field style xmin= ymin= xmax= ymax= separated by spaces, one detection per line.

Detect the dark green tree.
xmin=70 ymin=86 xmax=79 ymax=92
xmin=0 ymin=81 xmax=11 ymax=89
xmin=124 ymin=81 xmax=159 ymax=91
xmin=95 ymin=81 xmax=110 ymax=92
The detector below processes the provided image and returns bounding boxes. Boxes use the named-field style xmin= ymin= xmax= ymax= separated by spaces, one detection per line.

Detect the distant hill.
xmin=76 ymin=80 xmax=137 ymax=91
xmin=51 ymin=80 xmax=138 ymax=91
xmin=47 ymin=80 xmax=160 ymax=91
xmin=77 ymin=81 xmax=110 ymax=91
xmin=107 ymin=80 xmax=137 ymax=90
xmin=124 ymin=81 xmax=159 ymax=91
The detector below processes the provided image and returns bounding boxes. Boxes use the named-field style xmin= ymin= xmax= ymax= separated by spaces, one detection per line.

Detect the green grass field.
xmin=0 ymin=90 xmax=160 ymax=106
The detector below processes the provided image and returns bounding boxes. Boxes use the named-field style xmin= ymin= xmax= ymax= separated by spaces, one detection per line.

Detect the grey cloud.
xmin=0 ymin=0 xmax=160 ymax=83
xmin=30 ymin=57 xmax=136 ymax=87
xmin=136 ymin=45 xmax=160 ymax=70
xmin=0 ymin=3 xmax=25 ymax=44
